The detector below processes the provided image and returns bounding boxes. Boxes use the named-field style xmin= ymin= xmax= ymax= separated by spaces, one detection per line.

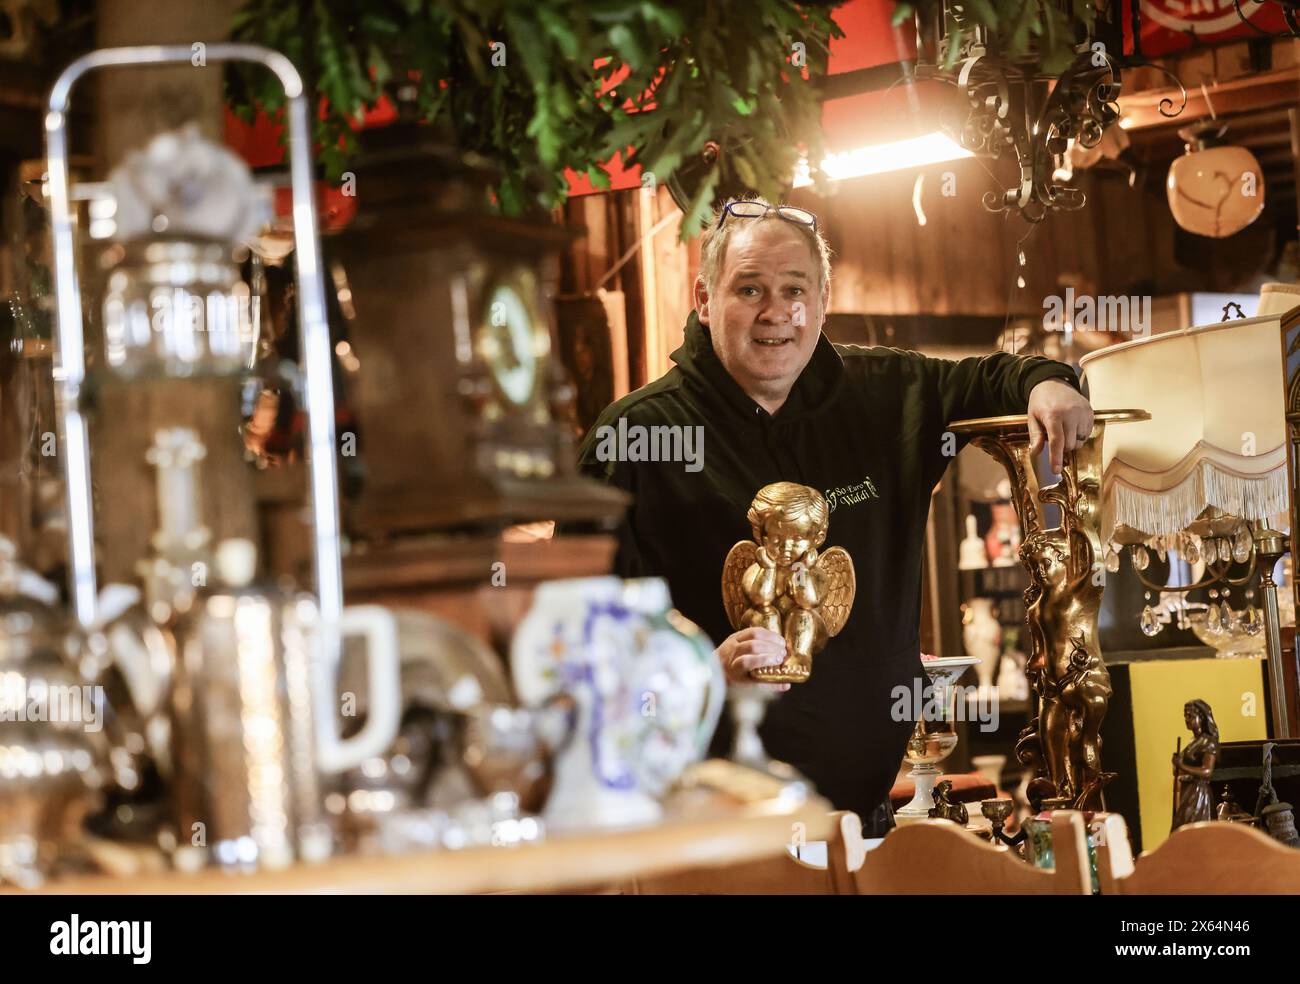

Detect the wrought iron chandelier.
xmin=909 ymin=1 xmax=1182 ymax=223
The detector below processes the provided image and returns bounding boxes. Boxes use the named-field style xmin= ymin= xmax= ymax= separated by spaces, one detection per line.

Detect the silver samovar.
xmin=39 ymin=45 xmax=402 ymax=874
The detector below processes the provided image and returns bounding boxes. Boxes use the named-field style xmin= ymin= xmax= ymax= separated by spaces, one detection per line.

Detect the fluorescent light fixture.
xmin=793 ymin=132 xmax=973 ymax=186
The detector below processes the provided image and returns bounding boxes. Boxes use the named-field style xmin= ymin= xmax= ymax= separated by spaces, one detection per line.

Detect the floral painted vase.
xmin=511 ymin=577 xmax=725 ymax=830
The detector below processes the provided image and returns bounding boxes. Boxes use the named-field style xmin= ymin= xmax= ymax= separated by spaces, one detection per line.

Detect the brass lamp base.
xmin=948 ymin=409 xmax=1147 ymax=810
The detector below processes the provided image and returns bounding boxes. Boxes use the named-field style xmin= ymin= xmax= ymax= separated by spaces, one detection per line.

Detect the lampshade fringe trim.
xmin=1109 ymin=461 xmax=1289 ymax=537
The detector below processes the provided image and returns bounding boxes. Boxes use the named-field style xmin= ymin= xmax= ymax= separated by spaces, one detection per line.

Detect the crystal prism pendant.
xmin=1104 ymin=543 xmax=1120 ymax=573
xmin=1222 ymin=602 xmax=1239 ymax=632
xmin=1232 ymin=527 xmax=1252 ymax=565
xmin=1132 ymin=544 xmax=1150 ymax=571
xmin=1139 ymin=605 xmax=1161 ymax=636
xmin=1183 ymin=534 xmax=1201 ymax=565
xmin=1243 ymin=606 xmax=1262 ymax=636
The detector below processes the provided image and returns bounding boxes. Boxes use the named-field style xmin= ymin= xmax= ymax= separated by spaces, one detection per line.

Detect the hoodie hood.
xmin=669 ymin=310 xmax=845 ymax=423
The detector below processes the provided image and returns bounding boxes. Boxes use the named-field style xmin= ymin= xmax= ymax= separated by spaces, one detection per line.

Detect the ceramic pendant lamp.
xmin=1166 ymin=122 xmax=1264 ymax=239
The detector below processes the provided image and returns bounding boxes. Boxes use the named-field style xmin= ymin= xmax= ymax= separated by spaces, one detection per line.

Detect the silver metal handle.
xmin=46 ymin=44 xmax=342 ymax=631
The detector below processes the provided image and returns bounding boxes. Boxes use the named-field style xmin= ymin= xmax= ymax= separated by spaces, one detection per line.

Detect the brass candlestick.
xmin=948 ymin=410 xmax=1146 ymax=810
xmin=981 ymin=798 xmax=1016 ymax=847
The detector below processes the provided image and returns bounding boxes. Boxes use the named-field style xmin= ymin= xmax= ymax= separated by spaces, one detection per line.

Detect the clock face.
xmin=479 ymin=279 xmax=540 ymax=407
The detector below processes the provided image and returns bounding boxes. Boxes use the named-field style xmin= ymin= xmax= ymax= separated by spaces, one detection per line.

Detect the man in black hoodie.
xmin=576 ymin=198 xmax=1093 ymax=834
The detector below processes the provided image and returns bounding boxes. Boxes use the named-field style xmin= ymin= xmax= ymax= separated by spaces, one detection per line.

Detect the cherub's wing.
xmin=721 ymin=540 xmax=758 ymax=630
xmin=818 ymin=546 xmax=856 ymax=637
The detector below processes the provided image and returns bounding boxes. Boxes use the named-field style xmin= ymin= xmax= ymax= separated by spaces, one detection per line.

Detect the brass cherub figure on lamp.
xmin=721 ymin=482 xmax=855 ymax=684
xmin=950 ymin=409 xmax=1146 ymax=810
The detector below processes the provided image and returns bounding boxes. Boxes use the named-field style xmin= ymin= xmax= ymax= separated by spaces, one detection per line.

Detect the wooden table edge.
xmin=10 ymin=797 xmax=834 ymax=895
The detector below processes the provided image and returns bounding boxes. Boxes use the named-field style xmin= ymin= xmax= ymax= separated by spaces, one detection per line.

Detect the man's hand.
xmin=715 ymin=627 xmax=791 ymax=692
xmin=1027 ymin=379 xmax=1094 ymax=475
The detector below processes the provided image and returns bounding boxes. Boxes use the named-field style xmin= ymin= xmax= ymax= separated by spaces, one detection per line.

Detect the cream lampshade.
xmin=1258 ymin=282 xmax=1300 ymax=320
xmin=1083 ymin=297 xmax=1300 ymax=739
xmin=1079 ymin=313 xmax=1290 ymax=545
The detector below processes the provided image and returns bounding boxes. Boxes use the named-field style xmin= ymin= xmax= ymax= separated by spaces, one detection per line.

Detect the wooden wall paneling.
xmin=1291 ymin=108 xmax=1300 ymax=241
xmin=1138 ymin=175 xmax=1182 ymax=297
xmin=971 ymin=169 xmax=1007 ymax=318
xmin=557 ymin=200 xmax=583 ymax=294
xmin=816 ymin=182 xmax=870 ymax=313
xmin=556 ymin=184 xmax=686 ymax=400
xmin=892 ymin=169 xmax=926 ymax=316
xmin=1014 ymin=205 xmax=1051 ymax=318
xmin=986 ymin=167 xmax=1018 ymax=316
xmin=911 ymin=170 xmax=947 ymax=317
xmin=946 ymin=159 xmax=1021 ymax=317
xmin=883 ymin=169 xmax=922 ymax=315
xmin=959 ymin=159 xmax=1020 ymax=316
xmin=1074 ymin=173 xmax=1104 ymax=291
xmin=1040 ymin=197 xmax=1080 ymax=302
xmin=646 ymin=185 xmax=692 ymax=381
xmin=561 ymin=150 xmax=1209 ymax=350
xmin=1062 ymin=186 xmax=1101 ymax=303
xmin=556 ymin=201 xmax=576 ymax=294
xmin=932 ymin=161 xmax=984 ymax=318
xmin=1153 ymin=181 xmax=1188 ymax=297
xmin=849 ymin=173 xmax=900 ymax=314
xmin=559 ymin=192 xmax=644 ymax=401
xmin=1126 ymin=179 xmax=1159 ymax=295
xmin=599 ymin=289 xmax=630 ymax=400
xmin=853 ymin=183 xmax=889 ymax=315
xmin=580 ymin=195 xmax=608 ymax=291
xmin=564 ymin=194 xmax=610 ymax=292
xmin=814 ymin=156 xmax=1173 ymax=321
xmin=933 ymin=159 xmax=1007 ymax=317
xmin=862 ymin=180 xmax=899 ymax=314
xmin=1006 ymin=212 xmax=1042 ymax=321
xmin=615 ymin=190 xmax=649 ymax=390
xmin=1100 ymin=173 xmax=1160 ymax=298
xmin=635 ymin=187 xmax=661 ymax=384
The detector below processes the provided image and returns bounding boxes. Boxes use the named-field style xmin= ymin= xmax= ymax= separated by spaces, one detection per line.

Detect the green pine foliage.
xmin=227 ymin=1 xmax=844 ymax=233
xmin=892 ymin=0 xmax=1097 ymax=74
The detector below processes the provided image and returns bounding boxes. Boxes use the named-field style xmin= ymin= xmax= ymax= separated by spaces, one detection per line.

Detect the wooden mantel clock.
xmin=332 ymin=121 xmax=627 ymax=535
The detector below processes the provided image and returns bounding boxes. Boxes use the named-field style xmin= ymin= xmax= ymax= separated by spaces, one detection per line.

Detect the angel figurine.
xmin=721 ymin=482 xmax=855 ymax=684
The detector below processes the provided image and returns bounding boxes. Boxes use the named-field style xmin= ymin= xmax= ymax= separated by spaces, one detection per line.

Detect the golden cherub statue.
xmin=721 ymin=482 xmax=855 ymax=684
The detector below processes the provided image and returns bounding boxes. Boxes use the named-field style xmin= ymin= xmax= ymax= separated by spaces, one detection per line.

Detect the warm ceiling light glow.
xmin=792 ymin=132 xmax=973 ymax=186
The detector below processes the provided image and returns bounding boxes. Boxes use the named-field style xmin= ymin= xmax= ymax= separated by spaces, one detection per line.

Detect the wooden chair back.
xmin=844 ymin=812 xmax=1092 ymax=895
xmin=1097 ymin=817 xmax=1300 ymax=894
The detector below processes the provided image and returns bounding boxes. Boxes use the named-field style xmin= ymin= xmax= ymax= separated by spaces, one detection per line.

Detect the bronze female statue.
xmin=1172 ymin=699 xmax=1220 ymax=831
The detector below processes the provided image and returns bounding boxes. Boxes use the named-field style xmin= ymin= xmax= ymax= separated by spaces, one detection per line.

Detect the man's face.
xmin=695 ymin=220 xmax=825 ymax=404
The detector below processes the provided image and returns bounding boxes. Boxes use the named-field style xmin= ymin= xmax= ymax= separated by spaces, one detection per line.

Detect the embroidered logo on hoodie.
xmin=825 ymin=475 xmax=879 ymax=512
